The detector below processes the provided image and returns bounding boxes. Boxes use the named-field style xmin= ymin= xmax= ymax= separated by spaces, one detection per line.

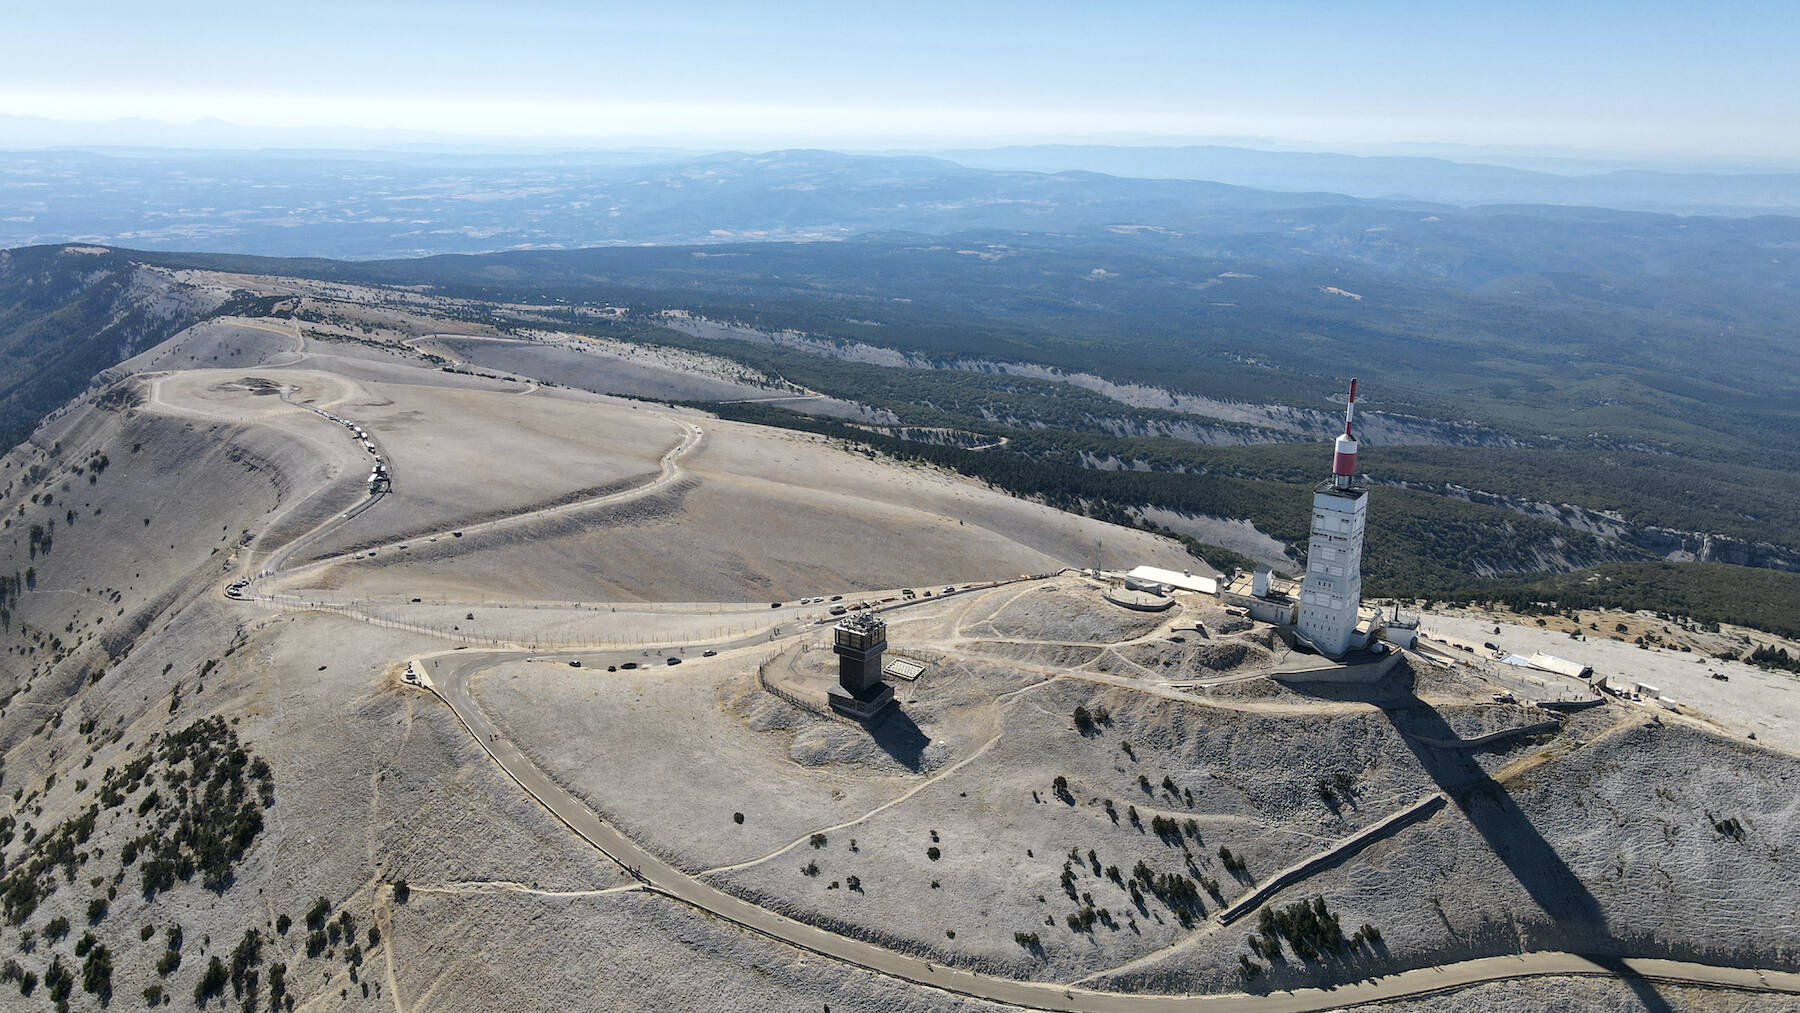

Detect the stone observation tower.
xmin=827 ymin=613 xmax=895 ymax=719
xmin=1297 ymin=379 xmax=1368 ymax=658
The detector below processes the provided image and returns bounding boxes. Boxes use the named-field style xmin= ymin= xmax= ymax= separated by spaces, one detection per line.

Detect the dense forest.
xmin=126 ymin=206 xmax=1800 ymax=469
xmin=0 ymin=247 xmax=214 ymax=451
xmin=1443 ymin=563 xmax=1800 ymax=642
xmin=696 ymin=401 xmax=1800 ymax=635
xmin=6 ymin=221 xmax=1799 ymax=634
xmin=693 ymin=401 xmax=1631 ymax=596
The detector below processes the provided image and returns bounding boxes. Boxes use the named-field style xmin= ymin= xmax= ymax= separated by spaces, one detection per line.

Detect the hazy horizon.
xmin=7 ymin=114 xmax=1800 ymax=181
xmin=6 ymin=1 xmax=1798 ymax=164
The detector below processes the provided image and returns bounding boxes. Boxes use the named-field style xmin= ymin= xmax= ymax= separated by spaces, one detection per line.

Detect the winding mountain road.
xmin=416 ymin=651 xmax=1800 ymax=1011
xmin=154 ymin=345 xmax=1800 ymax=1011
xmin=247 ymin=415 xmax=701 ymax=595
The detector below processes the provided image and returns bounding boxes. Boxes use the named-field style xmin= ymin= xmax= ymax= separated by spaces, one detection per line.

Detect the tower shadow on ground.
xmin=864 ymin=705 xmax=929 ymax=772
xmin=1286 ymin=662 xmax=1672 ymax=1012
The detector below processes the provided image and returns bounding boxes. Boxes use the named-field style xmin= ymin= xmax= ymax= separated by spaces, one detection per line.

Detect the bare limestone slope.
xmin=0 ymin=304 xmax=1210 ymax=1011
xmin=1 ymin=279 xmax=1796 ymax=1013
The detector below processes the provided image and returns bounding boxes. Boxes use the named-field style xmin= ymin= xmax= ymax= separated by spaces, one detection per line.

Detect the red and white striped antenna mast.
xmin=1331 ymin=378 xmax=1359 ymax=487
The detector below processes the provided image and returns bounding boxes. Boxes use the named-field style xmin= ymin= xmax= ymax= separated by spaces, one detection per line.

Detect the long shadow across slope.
xmin=1372 ymin=671 xmax=1671 ymax=1013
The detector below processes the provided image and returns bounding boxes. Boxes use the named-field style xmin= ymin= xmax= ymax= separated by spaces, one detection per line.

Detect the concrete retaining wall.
xmin=1217 ymin=793 xmax=1448 ymax=926
xmin=1411 ymin=719 xmax=1561 ymax=751
xmin=1271 ymin=649 xmax=1403 ymax=685
xmin=1537 ymin=697 xmax=1607 ymax=713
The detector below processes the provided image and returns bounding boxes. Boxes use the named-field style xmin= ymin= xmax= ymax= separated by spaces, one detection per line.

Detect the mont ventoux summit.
xmin=2 ymin=5 xmax=1800 ymax=1012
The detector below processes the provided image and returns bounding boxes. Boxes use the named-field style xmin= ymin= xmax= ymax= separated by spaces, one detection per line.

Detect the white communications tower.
xmin=1297 ymin=379 xmax=1367 ymax=657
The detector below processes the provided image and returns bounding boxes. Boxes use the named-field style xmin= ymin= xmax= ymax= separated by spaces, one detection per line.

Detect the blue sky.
xmin=4 ymin=1 xmax=1797 ymax=157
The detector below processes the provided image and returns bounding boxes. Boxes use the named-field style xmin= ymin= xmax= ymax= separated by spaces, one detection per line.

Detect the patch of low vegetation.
xmin=1071 ymin=704 xmax=1111 ymax=735
xmin=121 ymin=716 xmax=276 ymax=897
xmin=1131 ymin=860 xmax=1205 ymax=926
xmin=1217 ymin=846 xmax=1247 ymax=876
xmin=0 ymin=715 xmax=280 ymax=1010
xmin=1246 ymin=896 xmax=1380 ymax=968
xmin=1748 ymin=645 xmax=1800 ymax=673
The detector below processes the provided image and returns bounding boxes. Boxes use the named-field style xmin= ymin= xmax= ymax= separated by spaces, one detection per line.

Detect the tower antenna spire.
xmin=1300 ymin=377 xmax=1370 ymax=658
xmin=1331 ymin=379 xmax=1360 ymax=487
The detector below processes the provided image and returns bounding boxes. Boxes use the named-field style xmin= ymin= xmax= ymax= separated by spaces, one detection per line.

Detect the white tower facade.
xmin=1297 ymin=380 xmax=1367 ymax=657
xmin=1298 ymin=484 xmax=1366 ymax=656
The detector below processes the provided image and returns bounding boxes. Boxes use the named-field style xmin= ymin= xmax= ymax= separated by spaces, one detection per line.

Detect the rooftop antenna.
xmin=1331 ymin=378 xmax=1359 ymax=488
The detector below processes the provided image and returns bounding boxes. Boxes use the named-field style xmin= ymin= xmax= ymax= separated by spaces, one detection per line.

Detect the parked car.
xmin=666 ymin=657 xmax=682 ymax=666
xmin=568 ymin=660 xmax=582 ymax=668
xmin=702 ymin=650 xmax=718 ymax=657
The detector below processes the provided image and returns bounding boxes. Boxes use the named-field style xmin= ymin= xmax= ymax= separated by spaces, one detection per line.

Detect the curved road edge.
xmin=414 ymin=653 xmax=1800 ymax=1012
xmin=259 ymin=417 xmax=700 ymax=585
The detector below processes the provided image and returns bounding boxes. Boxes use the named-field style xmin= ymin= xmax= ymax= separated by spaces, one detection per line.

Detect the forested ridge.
xmin=7 ymin=230 xmax=1799 ymax=635
xmin=691 ymin=401 xmax=1635 ymax=596
xmin=0 ymin=247 xmax=214 ymax=452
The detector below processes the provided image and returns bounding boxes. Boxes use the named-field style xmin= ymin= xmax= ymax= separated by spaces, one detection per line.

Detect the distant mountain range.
xmin=928 ymin=145 xmax=1800 ymax=214
xmin=8 ymin=143 xmax=1800 ymax=264
xmin=0 ymin=147 xmax=1372 ymax=259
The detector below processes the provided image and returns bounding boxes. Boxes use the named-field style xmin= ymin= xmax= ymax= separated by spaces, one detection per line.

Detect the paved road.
xmin=419 ymin=652 xmax=1800 ymax=1011
xmin=248 ymin=416 xmax=700 ymax=595
xmin=157 ymin=343 xmax=1797 ymax=1009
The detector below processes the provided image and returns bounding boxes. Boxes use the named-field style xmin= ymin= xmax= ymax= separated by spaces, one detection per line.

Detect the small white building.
xmin=1222 ymin=569 xmax=1297 ymax=626
xmin=1125 ymin=566 xmax=1218 ymax=596
xmin=1381 ymin=622 xmax=1418 ymax=650
xmin=1528 ymin=652 xmax=1593 ymax=679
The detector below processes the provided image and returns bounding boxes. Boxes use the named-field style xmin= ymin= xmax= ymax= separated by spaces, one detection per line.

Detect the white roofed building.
xmin=1125 ymin=566 xmax=1218 ymax=596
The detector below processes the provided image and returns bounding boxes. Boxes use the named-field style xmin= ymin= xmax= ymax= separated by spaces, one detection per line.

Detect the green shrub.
xmin=80 ymin=942 xmax=111 ymax=1000
xmin=193 ymin=954 xmax=227 ymax=1004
